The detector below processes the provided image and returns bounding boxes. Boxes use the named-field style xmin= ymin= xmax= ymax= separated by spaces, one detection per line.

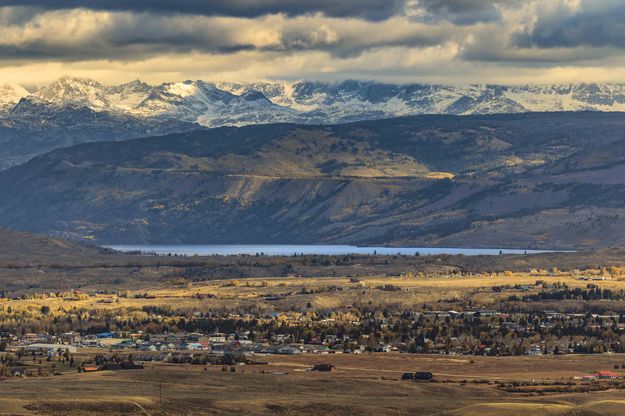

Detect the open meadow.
xmin=5 ymin=269 xmax=625 ymax=315
xmin=1 ymin=353 xmax=625 ymax=416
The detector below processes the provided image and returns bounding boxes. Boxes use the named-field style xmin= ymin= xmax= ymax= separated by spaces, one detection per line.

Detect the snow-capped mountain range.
xmin=4 ymin=76 xmax=625 ymax=127
xmin=3 ymin=76 xmax=625 ymax=171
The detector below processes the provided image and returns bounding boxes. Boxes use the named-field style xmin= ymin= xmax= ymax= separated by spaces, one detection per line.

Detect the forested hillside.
xmin=2 ymin=112 xmax=625 ymax=249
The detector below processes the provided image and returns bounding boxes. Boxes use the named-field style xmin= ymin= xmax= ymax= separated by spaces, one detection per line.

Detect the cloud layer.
xmin=516 ymin=0 xmax=625 ymax=49
xmin=0 ymin=1 xmax=623 ymax=86
xmin=0 ymin=1 xmax=407 ymax=20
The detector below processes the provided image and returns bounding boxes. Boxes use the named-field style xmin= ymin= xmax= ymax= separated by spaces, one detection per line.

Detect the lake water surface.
xmin=105 ymin=244 xmax=558 ymax=257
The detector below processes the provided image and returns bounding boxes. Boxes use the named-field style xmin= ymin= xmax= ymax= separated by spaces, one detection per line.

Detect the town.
xmin=2 ymin=269 xmax=625 ymax=382
xmin=3 ymin=307 xmax=625 ymax=361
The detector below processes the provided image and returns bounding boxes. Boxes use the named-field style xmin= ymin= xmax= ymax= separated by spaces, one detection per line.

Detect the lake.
xmin=104 ymin=244 xmax=559 ymax=257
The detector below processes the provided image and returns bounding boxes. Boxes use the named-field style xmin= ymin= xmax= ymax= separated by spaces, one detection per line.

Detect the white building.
xmin=26 ymin=343 xmax=77 ymax=354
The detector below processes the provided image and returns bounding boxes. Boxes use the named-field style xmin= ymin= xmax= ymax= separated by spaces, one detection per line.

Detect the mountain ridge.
xmin=8 ymin=77 xmax=625 ymax=126
xmin=4 ymin=77 xmax=625 ymax=170
xmin=3 ymin=112 xmax=625 ymax=249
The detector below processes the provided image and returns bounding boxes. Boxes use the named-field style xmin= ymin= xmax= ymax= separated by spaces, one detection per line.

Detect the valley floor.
xmin=2 ymin=353 xmax=625 ymax=415
xmin=3 ymin=244 xmax=625 ymax=415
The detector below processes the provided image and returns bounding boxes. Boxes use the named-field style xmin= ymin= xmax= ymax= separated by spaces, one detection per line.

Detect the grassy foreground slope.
xmin=0 ymin=227 xmax=107 ymax=264
xmin=1 ymin=355 xmax=625 ymax=415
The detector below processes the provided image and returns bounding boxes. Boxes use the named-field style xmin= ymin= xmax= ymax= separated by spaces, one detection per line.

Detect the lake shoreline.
xmin=104 ymin=244 xmax=570 ymax=257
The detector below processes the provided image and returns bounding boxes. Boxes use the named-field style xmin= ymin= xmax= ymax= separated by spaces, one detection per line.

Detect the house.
xmin=102 ymin=361 xmax=144 ymax=371
xmin=23 ymin=333 xmax=38 ymax=342
xmin=113 ymin=339 xmax=137 ymax=349
xmin=580 ymin=371 xmax=621 ymax=381
xmin=208 ymin=334 xmax=227 ymax=343
xmin=276 ymin=346 xmax=301 ymax=355
xmin=61 ymin=332 xmax=81 ymax=345
xmin=139 ymin=344 xmax=158 ymax=352
xmin=414 ymin=371 xmax=433 ymax=381
xmin=26 ymin=344 xmax=77 ymax=354
xmin=80 ymin=339 xmax=99 ymax=348
xmin=375 ymin=344 xmax=392 ymax=353
xmin=311 ymin=363 xmax=336 ymax=372
xmin=159 ymin=343 xmax=176 ymax=351
xmin=182 ymin=342 xmax=204 ymax=351
xmin=597 ymin=370 xmax=621 ymax=379
xmin=98 ymin=338 xmax=128 ymax=348
xmin=9 ymin=367 xmax=27 ymax=377
xmin=23 ymin=333 xmax=48 ymax=343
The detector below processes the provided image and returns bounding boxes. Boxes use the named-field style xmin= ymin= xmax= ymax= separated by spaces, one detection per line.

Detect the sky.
xmin=0 ymin=0 xmax=624 ymax=86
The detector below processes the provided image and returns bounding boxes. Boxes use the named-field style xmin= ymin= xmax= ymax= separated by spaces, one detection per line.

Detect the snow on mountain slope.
xmin=132 ymin=80 xmax=300 ymax=127
xmin=33 ymin=76 xmax=112 ymax=111
xmin=105 ymin=80 xmax=153 ymax=111
xmin=32 ymin=76 xmax=155 ymax=113
xmin=131 ymin=80 xmax=237 ymax=120
xmin=504 ymin=84 xmax=625 ymax=112
xmin=6 ymin=77 xmax=625 ymax=128
xmin=0 ymin=84 xmax=29 ymax=111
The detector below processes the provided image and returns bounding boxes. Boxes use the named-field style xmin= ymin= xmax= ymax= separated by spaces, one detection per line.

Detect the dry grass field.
xmin=2 ymin=353 xmax=625 ymax=415
xmin=4 ymin=271 xmax=625 ymax=315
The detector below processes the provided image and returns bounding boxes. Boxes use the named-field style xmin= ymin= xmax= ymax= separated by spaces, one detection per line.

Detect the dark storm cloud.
xmin=0 ymin=0 xmax=407 ymax=21
xmin=0 ymin=9 xmax=458 ymax=63
xmin=2 ymin=0 xmax=618 ymax=76
xmin=516 ymin=1 xmax=625 ymax=49
xmin=413 ymin=0 xmax=505 ymax=25
xmin=0 ymin=16 xmax=259 ymax=61
xmin=0 ymin=0 xmax=506 ymax=64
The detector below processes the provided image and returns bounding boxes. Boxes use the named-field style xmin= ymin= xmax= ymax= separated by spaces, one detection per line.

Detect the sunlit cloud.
xmin=0 ymin=1 xmax=623 ymax=86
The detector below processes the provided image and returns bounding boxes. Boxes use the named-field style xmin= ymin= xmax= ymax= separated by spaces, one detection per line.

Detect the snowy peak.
xmin=0 ymin=84 xmax=29 ymax=111
xmin=240 ymin=90 xmax=271 ymax=102
xmin=6 ymin=77 xmax=625 ymax=127
xmin=30 ymin=76 xmax=154 ymax=113
xmin=283 ymin=81 xmax=625 ymax=118
xmin=105 ymin=79 xmax=153 ymax=110
xmin=131 ymin=80 xmax=297 ymax=127
xmin=132 ymin=80 xmax=233 ymax=119
xmin=217 ymin=82 xmax=294 ymax=107
xmin=107 ymin=79 xmax=150 ymax=93
xmin=33 ymin=76 xmax=110 ymax=111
